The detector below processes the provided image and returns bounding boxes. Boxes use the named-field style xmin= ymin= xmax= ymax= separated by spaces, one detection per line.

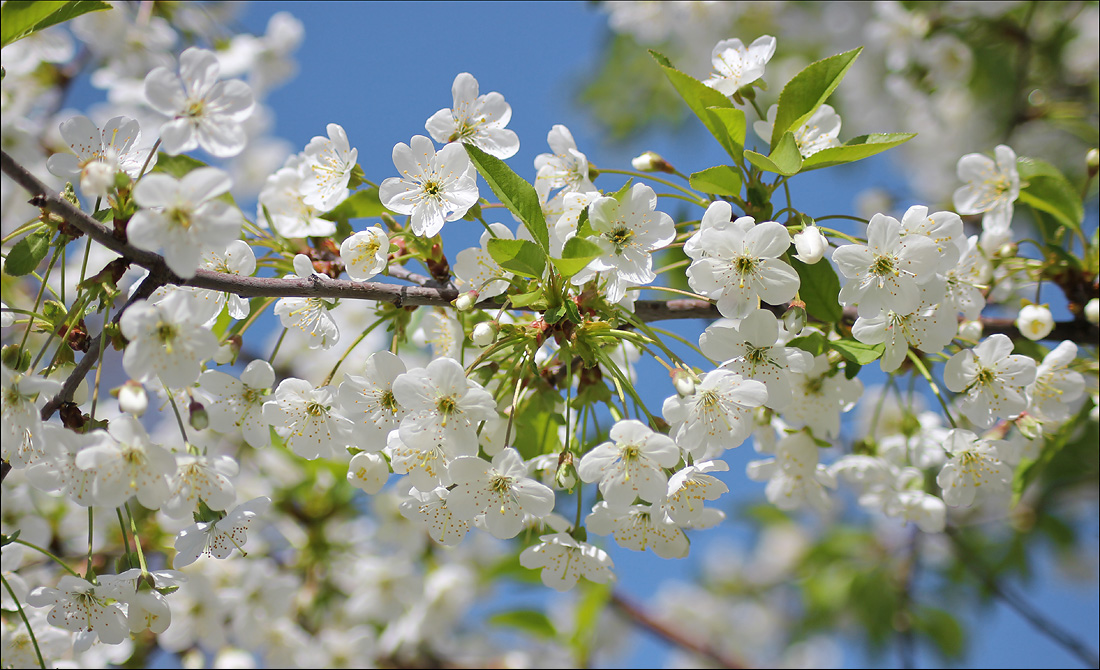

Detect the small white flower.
xmin=301 ymin=123 xmax=357 ymax=211
xmin=379 ymin=135 xmax=479 ymax=237
xmin=118 ymin=380 xmax=148 ymax=416
xmin=337 ymin=351 xmax=407 ymax=452
xmin=1085 ymin=298 xmax=1099 ymax=325
xmin=898 ymin=205 xmax=966 ymax=274
xmin=577 ymin=419 xmax=680 ymax=507
xmin=685 ymin=212 xmax=799 ymax=318
xmin=173 ymin=497 xmax=271 ymax=568
xmin=26 ymin=576 xmax=129 ymax=645
xmin=754 ymin=104 xmax=841 ymax=157
xmin=454 ymin=223 xmax=514 ymax=299
xmin=163 ymin=452 xmax=239 ymax=519
xmin=74 ymin=415 xmax=175 ymax=509
xmin=128 ymin=167 xmax=242 ymax=279
xmin=198 ymin=359 xmax=275 ymax=448
xmin=792 ymin=226 xmax=830 ymax=264
xmin=340 ymin=227 xmax=389 ymax=281
xmin=784 ymin=354 xmax=863 ymax=439
xmin=470 ymin=321 xmax=498 ymax=347
xmin=586 ymin=501 xmax=689 ymax=559
xmin=1027 ymin=341 xmax=1086 ymax=423
xmin=518 ymin=532 xmax=615 ymax=592
xmin=47 ymin=115 xmax=154 ymax=191
xmin=262 ymin=378 xmax=354 ymax=460
xmin=944 ymin=334 xmax=1037 ymax=427
xmin=936 ymin=429 xmax=1011 ymax=508
xmin=703 ymin=35 xmax=777 ymax=96
xmin=398 ymin=485 xmax=471 ymax=546
xmin=534 ymin=125 xmax=595 ymax=203
xmin=1015 ymin=304 xmax=1054 ymax=341
xmin=347 ymin=452 xmax=390 ymax=494
xmin=663 ymin=460 xmax=730 ymax=526
xmin=1 ymin=364 xmax=61 ymax=469
xmin=144 ymin=47 xmax=255 ymax=157
xmin=447 ymin=448 xmax=556 ymax=539
xmin=392 ymin=357 xmax=497 ymax=459
xmin=662 ymin=369 xmax=767 ymax=460
xmin=953 ymin=144 xmax=1020 ymax=243
xmin=258 ymin=155 xmax=337 ymax=238
xmin=120 ymin=293 xmax=218 ymax=389
xmin=746 ymin=431 xmax=836 ymax=513
xmin=425 ymin=72 xmax=519 ymax=159
xmin=273 ymin=255 xmax=340 ymax=350
xmin=851 ymin=279 xmax=957 ymax=373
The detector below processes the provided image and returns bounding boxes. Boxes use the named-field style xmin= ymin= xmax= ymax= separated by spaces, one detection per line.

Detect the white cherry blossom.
xmin=703 ymin=35 xmax=777 ymax=95
xmin=24 ymin=424 xmax=99 ymax=506
xmin=128 ymin=167 xmax=242 ymax=279
xmin=120 ymin=293 xmax=218 ymax=389
xmin=936 ymin=429 xmax=1011 ymax=507
xmin=273 ymin=255 xmax=340 ymax=350
xmin=953 ymin=144 xmax=1020 ymax=247
xmin=663 ymin=460 xmax=730 ymax=526
xmin=258 ymin=155 xmax=337 ymax=238
xmin=47 ymin=116 xmax=154 ymax=194
xmin=454 ymin=223 xmax=514 ymax=300
xmin=851 ymin=278 xmax=957 ymax=372
xmin=662 ymin=369 xmax=768 ymax=460
xmin=262 ymin=377 xmax=354 ymax=460
xmin=577 ymin=419 xmax=680 ymax=507
xmin=398 ymin=486 xmax=472 ymax=546
xmin=518 ymin=532 xmax=615 ymax=592
xmin=347 ymin=452 xmax=390 ymax=494
xmin=1015 ymin=304 xmax=1054 ymax=341
xmin=754 ymin=104 xmax=841 ymax=157
xmin=392 ymin=357 xmax=497 ymax=459
xmin=340 ymin=226 xmax=389 ymax=281
xmin=586 ymin=501 xmax=689 ymax=559
xmin=162 ymin=452 xmax=239 ymax=519
xmin=897 ymin=204 xmax=966 ymax=273
xmin=534 ymin=125 xmax=596 ymax=203
xmin=792 ymin=225 xmax=830 ymax=264
xmin=337 ymin=351 xmax=407 ymax=452
xmin=571 ymin=183 xmax=675 ymax=304
xmin=74 ymin=415 xmax=175 ymax=509
xmin=174 ymin=497 xmax=271 ymax=568
xmin=447 ymin=448 xmax=556 ymax=539
xmin=1 ymin=364 xmax=61 ymax=469
xmin=942 ymin=236 xmax=991 ymax=320
xmin=685 ymin=214 xmax=799 ymax=318
xmin=379 ymin=135 xmax=479 ymax=237
xmin=425 ymin=72 xmax=519 ymax=159
xmin=1027 ymin=341 xmax=1086 ymax=422
xmin=783 ymin=354 xmax=863 ymax=439
xmin=833 ymin=212 xmax=942 ymax=317
xmin=747 ymin=431 xmax=836 ymax=513
xmin=198 ymin=359 xmax=275 ymax=448
xmin=26 ymin=576 xmax=129 ymax=645
xmin=143 ymin=47 xmax=255 ymax=157
xmin=944 ymin=333 xmax=1037 ymax=427
xmin=301 ymin=123 xmax=357 ymax=210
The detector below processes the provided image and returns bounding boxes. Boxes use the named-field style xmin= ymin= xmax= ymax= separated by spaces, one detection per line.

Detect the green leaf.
xmin=488 ymin=609 xmax=558 ymax=640
xmin=569 ymin=582 xmax=612 ymax=662
xmin=800 ymin=133 xmax=917 ymax=171
xmin=464 ymin=144 xmax=549 ymax=252
xmin=152 ymin=152 xmax=207 ymax=179
xmin=772 ymin=47 xmax=862 ymax=151
xmin=745 ymin=132 xmax=802 ymax=176
xmin=4 ymin=228 xmax=53 ymax=276
xmin=649 ymin=51 xmax=740 ymax=159
xmin=512 ymin=382 xmax=562 ymax=458
xmin=703 ymin=106 xmax=746 ymax=161
xmin=913 ymin=607 xmax=966 ymax=660
xmin=321 ymin=188 xmax=387 ymax=224
xmin=787 ymin=332 xmax=828 ymax=356
xmin=790 ymin=257 xmax=841 ymax=323
xmin=1 ymin=1 xmax=110 ymax=49
xmin=487 ymin=238 xmax=546 ymax=279
xmin=843 ymin=361 xmax=862 ymax=379
xmin=510 ymin=286 xmax=546 ymax=309
xmin=551 ymin=236 xmax=602 ymax=279
xmin=544 ymin=304 xmax=566 ymax=324
xmin=1017 ymin=158 xmax=1084 ymax=234
xmin=689 ymin=165 xmax=742 ymax=196
xmin=830 ymin=339 xmax=885 ymax=365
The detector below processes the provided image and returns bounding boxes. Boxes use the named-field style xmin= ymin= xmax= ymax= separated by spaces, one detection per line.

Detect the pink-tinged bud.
xmin=454 ymin=290 xmax=478 ymax=311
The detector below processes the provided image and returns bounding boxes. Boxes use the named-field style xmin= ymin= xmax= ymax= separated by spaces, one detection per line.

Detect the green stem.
xmin=597 ymin=168 xmax=708 ymax=205
xmin=18 ymin=240 xmax=63 ymax=355
xmin=322 ymin=316 xmax=391 ymax=386
xmin=906 ymin=350 xmax=957 ymax=428
xmin=0 ymin=573 xmax=46 ymax=669
xmin=125 ymin=503 xmax=149 ymax=576
xmin=10 ymin=539 xmax=81 ymax=577
xmin=85 ymin=507 xmax=94 ymax=578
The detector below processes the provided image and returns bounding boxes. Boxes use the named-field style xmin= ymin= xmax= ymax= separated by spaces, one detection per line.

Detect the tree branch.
xmin=610 ymin=591 xmax=746 ymax=668
xmin=3 ymin=149 xmax=1098 ymax=342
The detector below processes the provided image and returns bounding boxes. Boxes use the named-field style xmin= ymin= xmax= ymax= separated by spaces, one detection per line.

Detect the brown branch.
xmin=3 ymin=149 xmax=1098 ymax=344
xmin=610 ymin=591 xmax=747 ymax=668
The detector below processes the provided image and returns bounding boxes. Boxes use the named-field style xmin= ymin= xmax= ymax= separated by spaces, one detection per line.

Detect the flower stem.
xmin=1 ymin=573 xmax=46 ymax=669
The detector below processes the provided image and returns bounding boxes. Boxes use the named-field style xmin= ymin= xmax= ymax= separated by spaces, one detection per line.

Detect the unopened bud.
xmin=1 ymin=344 xmax=31 ymax=372
xmin=214 ymin=342 xmax=235 ymax=365
xmin=188 ymin=399 xmax=209 ymax=431
xmin=471 ymin=320 xmax=498 ymax=347
xmin=1015 ymin=304 xmax=1054 ymax=341
xmin=118 ymin=380 xmax=148 ymax=416
xmin=672 ymin=368 xmax=696 ymax=397
xmin=1015 ymin=413 xmax=1043 ymax=441
xmin=631 ymin=151 xmax=672 ymax=173
xmin=380 ymin=212 xmax=400 ymax=231
xmin=782 ymin=305 xmax=806 ymax=335
xmin=454 ymin=290 xmax=478 ymax=311
xmin=555 ymin=452 xmax=577 ymax=490
xmin=81 ymin=160 xmax=118 ymax=199
xmin=1087 ymin=148 xmax=1099 ymax=177
xmin=958 ymin=320 xmax=983 ymax=341
xmin=792 ymin=226 xmax=829 ymax=264
xmin=1085 ymin=298 xmax=1099 ymax=325
xmin=997 ymin=242 xmax=1018 ymax=258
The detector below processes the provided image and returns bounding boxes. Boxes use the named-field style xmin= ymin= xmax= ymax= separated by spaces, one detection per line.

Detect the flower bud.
xmin=792 ymin=226 xmax=829 ymax=264
xmin=454 ymin=290 xmax=478 ymax=311
xmin=1015 ymin=413 xmax=1043 ymax=440
xmin=1 ymin=344 xmax=31 ymax=372
xmin=631 ymin=151 xmax=672 ymax=173
xmin=1086 ymin=298 xmax=1099 ymax=325
xmin=188 ymin=399 xmax=209 ymax=431
xmin=118 ymin=380 xmax=148 ymax=416
xmin=471 ymin=320 xmax=498 ymax=347
xmin=1088 ymin=148 xmax=1099 ymax=177
xmin=958 ymin=320 xmax=983 ymax=341
xmin=782 ymin=305 xmax=806 ymax=335
xmin=672 ymin=368 xmax=696 ymax=397
xmin=1015 ymin=304 xmax=1054 ymax=341
xmin=81 ymin=160 xmax=118 ymax=198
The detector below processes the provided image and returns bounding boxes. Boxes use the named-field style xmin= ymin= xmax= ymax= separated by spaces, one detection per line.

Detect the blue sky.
xmin=67 ymin=2 xmax=1100 ymax=667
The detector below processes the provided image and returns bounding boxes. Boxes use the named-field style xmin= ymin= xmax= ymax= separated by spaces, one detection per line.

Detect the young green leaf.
xmin=1 ymin=0 xmax=110 ymax=49
xmin=486 ymin=238 xmax=547 ymax=279
xmin=787 ymin=332 xmax=828 ymax=356
xmin=464 ymin=144 xmax=549 ymax=252
xmin=689 ymin=165 xmax=742 ymax=196
xmin=772 ymin=47 xmax=862 ymax=151
xmin=649 ymin=51 xmax=742 ymax=160
xmin=1017 ymin=158 xmax=1084 ymax=234
xmin=830 ymin=339 xmax=885 ymax=365
xmin=487 ymin=609 xmax=558 ymax=640
xmin=704 ymin=107 xmax=747 ymax=162
xmin=799 ymin=133 xmax=917 ymax=171
xmin=789 ymin=256 xmax=842 ymax=323
xmin=321 ymin=187 xmax=387 ymax=223
xmin=745 ymin=131 xmax=803 ymax=176
xmin=551 ymin=236 xmax=602 ymax=279
xmin=4 ymin=228 xmax=53 ymax=277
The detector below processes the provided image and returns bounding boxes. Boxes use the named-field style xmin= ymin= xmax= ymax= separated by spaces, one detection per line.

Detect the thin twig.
xmin=610 ymin=591 xmax=746 ymax=668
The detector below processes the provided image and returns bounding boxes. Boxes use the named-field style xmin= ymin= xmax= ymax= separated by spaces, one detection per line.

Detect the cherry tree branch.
xmin=610 ymin=591 xmax=746 ymax=668
xmin=3 ymin=149 xmax=1099 ymax=341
